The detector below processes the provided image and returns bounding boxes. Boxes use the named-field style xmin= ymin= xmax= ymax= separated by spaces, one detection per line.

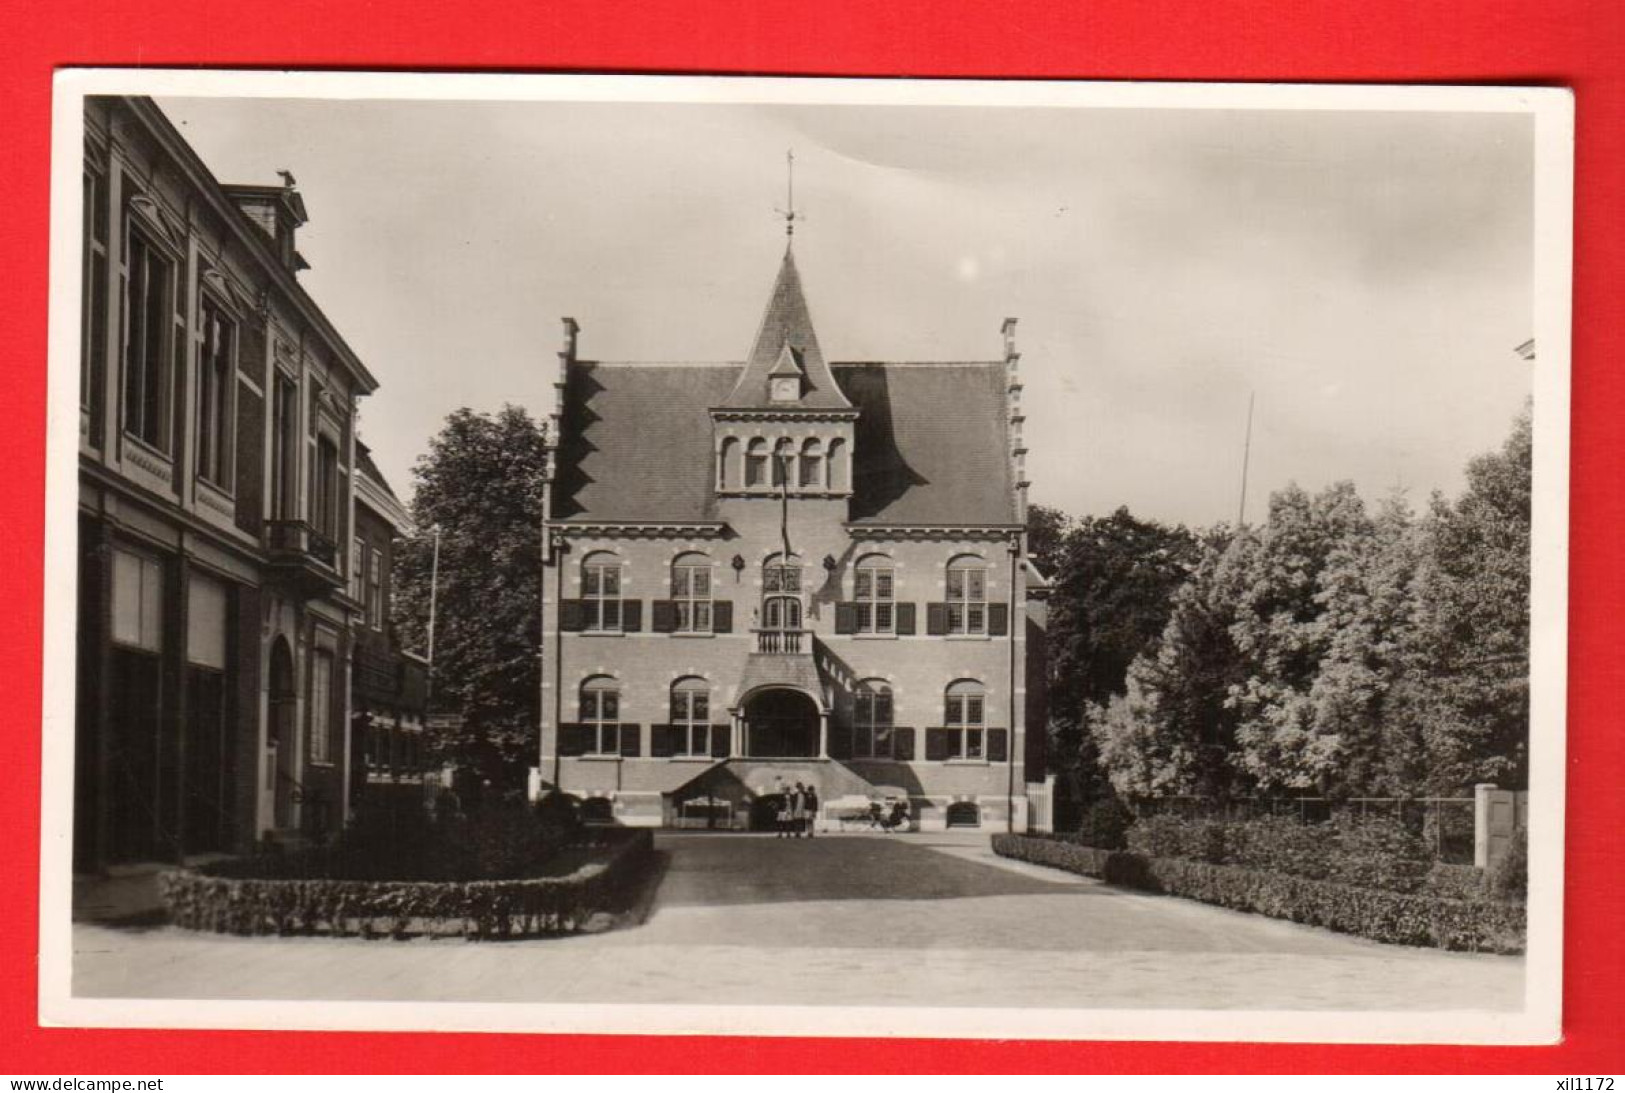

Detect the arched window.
xmin=854 ymin=555 xmax=895 ymax=635
xmin=944 ymin=679 xmax=986 ymax=760
xmin=670 ymin=553 xmax=713 ymax=632
xmin=579 ymin=676 xmax=622 ymax=756
xmin=761 ymin=553 xmax=803 ymax=638
xmin=745 ymin=438 xmax=770 ymax=489
xmin=799 ymin=438 xmax=823 ymax=489
xmin=670 ymin=677 xmax=712 ymax=757
xmin=772 ymin=438 xmax=796 ymax=487
xmin=853 ymin=679 xmax=894 ymax=759
xmin=581 ymin=552 xmax=624 ymax=632
xmin=946 ymin=556 xmax=988 ymax=635
xmin=718 ymin=436 xmax=739 ymax=491
xmin=827 ymin=437 xmax=847 ymax=491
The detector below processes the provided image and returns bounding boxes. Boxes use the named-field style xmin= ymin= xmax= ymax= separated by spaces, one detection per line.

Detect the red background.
xmin=3 ymin=0 xmax=1620 ymax=1073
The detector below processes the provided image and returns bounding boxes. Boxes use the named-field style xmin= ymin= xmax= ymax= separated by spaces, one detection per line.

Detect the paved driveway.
xmin=71 ymin=831 xmax=1522 ymax=1011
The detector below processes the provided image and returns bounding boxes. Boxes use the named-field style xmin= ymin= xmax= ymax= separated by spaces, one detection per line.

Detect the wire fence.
xmin=1128 ymin=795 xmax=1477 ymax=863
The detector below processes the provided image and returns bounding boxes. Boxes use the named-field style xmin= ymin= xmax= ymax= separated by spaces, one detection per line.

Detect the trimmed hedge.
xmin=993 ymin=833 xmax=1524 ymax=954
xmin=159 ymin=829 xmax=654 ymax=940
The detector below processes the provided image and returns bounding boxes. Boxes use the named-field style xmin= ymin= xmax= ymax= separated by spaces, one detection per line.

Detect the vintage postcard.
xmin=39 ymin=70 xmax=1571 ymax=1043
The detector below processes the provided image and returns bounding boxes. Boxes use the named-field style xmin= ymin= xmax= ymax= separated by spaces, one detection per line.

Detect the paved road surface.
xmin=72 ymin=831 xmax=1522 ymax=1011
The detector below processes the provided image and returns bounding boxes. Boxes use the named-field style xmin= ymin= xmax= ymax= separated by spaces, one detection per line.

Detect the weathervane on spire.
xmin=775 ymin=149 xmax=800 ymax=237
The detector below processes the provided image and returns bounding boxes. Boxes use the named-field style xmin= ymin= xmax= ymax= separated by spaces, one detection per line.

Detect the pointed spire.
xmin=720 ymin=246 xmax=852 ymax=410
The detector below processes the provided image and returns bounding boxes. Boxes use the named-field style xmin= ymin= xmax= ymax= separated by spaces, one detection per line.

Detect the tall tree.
xmin=1408 ymin=405 xmax=1533 ymax=791
xmin=1037 ymin=505 xmax=1200 ymax=812
xmin=1089 ymin=528 xmax=1246 ymax=798
xmin=1227 ymin=481 xmax=1372 ymax=792
xmin=393 ymin=405 xmax=549 ymax=789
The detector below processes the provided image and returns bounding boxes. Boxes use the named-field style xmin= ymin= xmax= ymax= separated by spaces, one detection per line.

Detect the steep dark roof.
xmin=553 ymin=362 xmax=738 ymax=523
xmin=719 ymin=247 xmax=853 ymax=410
xmin=553 ymin=359 xmax=1017 ymax=527
xmin=836 ymin=362 xmax=1017 ymax=525
xmin=354 ymin=441 xmax=397 ymax=501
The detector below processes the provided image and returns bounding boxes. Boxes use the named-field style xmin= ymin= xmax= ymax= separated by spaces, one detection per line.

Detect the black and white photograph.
xmin=41 ymin=72 xmax=1571 ymax=1043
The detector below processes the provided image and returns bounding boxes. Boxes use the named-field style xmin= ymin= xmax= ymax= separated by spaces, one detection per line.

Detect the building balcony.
xmin=754 ymin=628 xmax=810 ymax=654
xmin=264 ymin=518 xmax=343 ymax=595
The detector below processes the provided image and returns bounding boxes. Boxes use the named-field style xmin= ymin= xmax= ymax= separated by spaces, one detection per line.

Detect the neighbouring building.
xmin=349 ymin=443 xmax=431 ymax=812
xmin=537 ymin=239 xmax=1049 ymax=831
xmin=75 ymin=96 xmax=378 ymax=874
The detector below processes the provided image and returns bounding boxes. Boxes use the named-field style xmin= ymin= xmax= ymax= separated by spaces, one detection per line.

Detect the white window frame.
xmin=670 ymin=679 xmax=711 ymax=757
xmin=671 ymin=557 xmax=713 ymax=633
xmin=944 ymin=681 xmax=987 ymax=760
xmin=853 ymin=681 xmax=894 ymax=759
xmin=195 ymin=289 xmax=237 ymax=489
xmin=854 ymin=559 xmax=895 ymax=635
xmin=582 ymin=555 xmax=624 ymax=632
xmin=580 ymin=678 xmax=621 ymax=756
xmin=946 ymin=560 xmax=988 ymax=636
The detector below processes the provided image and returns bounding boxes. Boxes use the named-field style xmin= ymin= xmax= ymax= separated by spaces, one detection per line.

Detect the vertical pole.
xmin=1237 ymin=391 xmax=1255 ymax=527
xmin=425 ymin=523 xmax=441 ymax=684
xmin=1006 ymin=536 xmax=1018 ymax=833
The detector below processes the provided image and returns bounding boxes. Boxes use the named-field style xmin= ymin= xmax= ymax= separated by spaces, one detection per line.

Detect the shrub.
xmin=1486 ymin=824 xmax=1528 ymax=902
xmin=992 ymin=834 xmax=1524 ymax=954
xmin=1073 ymin=797 xmax=1135 ymax=850
xmin=160 ymin=828 xmax=655 ymax=940
xmin=1126 ymin=814 xmax=1225 ymax=862
xmin=1220 ymin=815 xmax=1335 ymax=880
xmin=1332 ymin=815 xmax=1432 ymax=894
xmin=1424 ymin=862 xmax=1487 ymax=902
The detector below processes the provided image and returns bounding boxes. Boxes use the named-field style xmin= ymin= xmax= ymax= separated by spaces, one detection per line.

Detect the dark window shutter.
xmin=558 ymin=723 xmax=589 ymax=757
xmin=559 ymin=599 xmax=585 ymax=632
xmin=895 ymin=602 xmax=917 ymax=635
xmin=621 ymin=599 xmax=643 ymax=633
xmin=651 ymin=600 xmax=677 ymax=633
xmin=926 ymin=603 xmax=949 ymax=636
xmin=650 ymin=724 xmax=676 ymax=758
xmin=710 ymin=726 xmax=731 ymax=758
xmin=712 ymin=600 xmax=733 ymax=634
xmin=988 ymin=728 xmax=1009 ymax=763
xmin=892 ymin=727 xmax=916 ymax=761
xmin=925 ymin=728 xmax=951 ymax=761
xmin=834 ymin=602 xmax=858 ymax=635
xmin=618 ymin=723 xmax=641 ymax=757
xmin=989 ymin=602 xmax=1010 ymax=637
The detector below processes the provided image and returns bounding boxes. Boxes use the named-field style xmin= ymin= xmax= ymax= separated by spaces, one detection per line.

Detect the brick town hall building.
xmin=538 ymin=240 xmax=1051 ymax=831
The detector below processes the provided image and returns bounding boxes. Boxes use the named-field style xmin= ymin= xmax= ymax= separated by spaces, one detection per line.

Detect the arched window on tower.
xmin=799 ymin=437 xmax=823 ymax=489
xmin=745 ymin=438 xmax=769 ymax=489
xmin=772 ymin=438 xmax=796 ymax=487
xmin=718 ymin=436 xmax=739 ymax=491
xmin=827 ymin=437 xmax=847 ymax=492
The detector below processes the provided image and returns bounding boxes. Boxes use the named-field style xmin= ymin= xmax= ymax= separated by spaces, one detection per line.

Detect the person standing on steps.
xmin=789 ymin=782 xmax=807 ymax=839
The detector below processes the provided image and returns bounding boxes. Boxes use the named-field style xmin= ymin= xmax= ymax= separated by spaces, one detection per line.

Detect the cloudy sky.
xmin=157 ymin=93 xmax=1534 ymax=528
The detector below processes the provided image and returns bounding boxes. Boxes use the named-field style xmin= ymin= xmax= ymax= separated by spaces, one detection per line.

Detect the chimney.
xmin=222 ymin=173 xmax=310 ymax=276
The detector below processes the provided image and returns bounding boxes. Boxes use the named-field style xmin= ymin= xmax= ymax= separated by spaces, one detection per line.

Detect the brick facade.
xmin=538 ymin=246 xmax=1047 ymax=832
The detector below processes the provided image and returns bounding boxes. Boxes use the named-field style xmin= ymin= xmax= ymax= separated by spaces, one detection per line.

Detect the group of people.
xmin=866 ymin=797 xmax=913 ymax=832
xmin=774 ymin=781 xmax=819 ymax=838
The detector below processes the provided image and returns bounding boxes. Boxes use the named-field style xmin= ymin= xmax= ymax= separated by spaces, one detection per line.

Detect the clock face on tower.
xmin=771 ymin=376 xmax=800 ymax=402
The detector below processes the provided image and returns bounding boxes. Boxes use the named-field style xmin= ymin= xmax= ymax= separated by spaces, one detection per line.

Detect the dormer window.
xmin=768 ymin=342 xmax=804 ymax=403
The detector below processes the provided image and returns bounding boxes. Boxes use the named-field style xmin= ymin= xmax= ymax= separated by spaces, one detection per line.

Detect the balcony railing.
xmin=265 ymin=519 xmax=341 ymax=594
xmin=754 ymin=628 xmax=809 ymax=654
xmin=265 ymin=519 xmax=338 ymax=568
